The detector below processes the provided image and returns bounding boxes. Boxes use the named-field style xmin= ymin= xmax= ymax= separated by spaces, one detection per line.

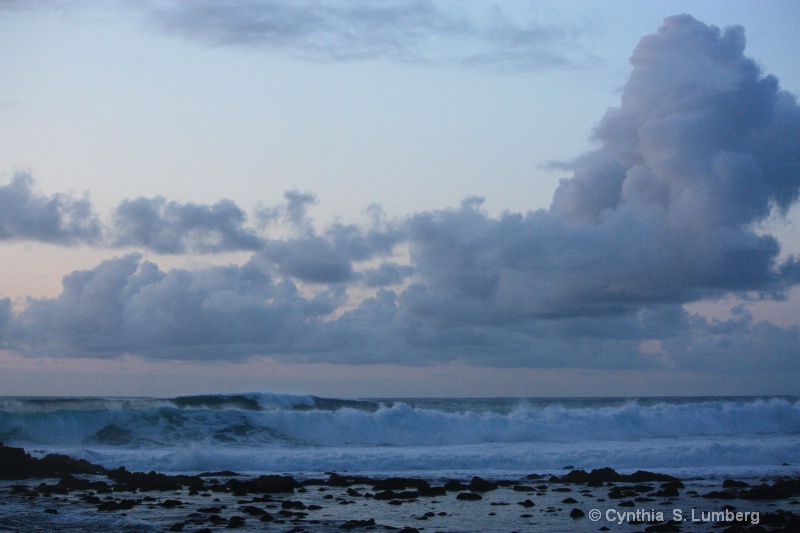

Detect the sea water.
xmin=1 ymin=394 xmax=798 ymax=481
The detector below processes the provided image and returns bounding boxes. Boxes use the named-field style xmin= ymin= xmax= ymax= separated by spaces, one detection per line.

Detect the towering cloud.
xmin=406 ymin=14 xmax=800 ymax=322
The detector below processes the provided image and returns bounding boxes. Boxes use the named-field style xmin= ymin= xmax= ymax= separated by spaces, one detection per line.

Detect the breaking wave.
xmin=1 ymin=394 xmax=798 ymax=476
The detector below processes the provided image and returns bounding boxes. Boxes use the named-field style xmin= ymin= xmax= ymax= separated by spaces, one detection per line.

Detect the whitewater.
xmin=1 ymin=394 xmax=798 ymax=481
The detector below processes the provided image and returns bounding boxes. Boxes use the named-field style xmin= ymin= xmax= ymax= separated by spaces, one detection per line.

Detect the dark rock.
xmin=518 ymin=499 xmax=535 ymax=508
xmin=419 ymin=485 xmax=446 ymax=497
xmin=281 ymin=500 xmax=307 ymax=509
xmin=562 ymin=497 xmax=579 ymax=503
xmin=97 ymin=498 xmax=138 ymax=511
xmin=161 ymin=499 xmax=183 ymax=507
xmin=321 ymin=473 xmax=376 ymax=487
xmin=444 ymin=480 xmax=467 ymax=491
xmin=555 ymin=467 xmax=679 ymax=485
xmin=340 ymin=518 xmax=376 ymax=529
xmin=513 ymin=485 xmax=535 ymax=492
xmin=168 ymin=523 xmax=184 ymax=531
xmin=373 ymin=490 xmax=397 ymax=500
xmin=199 ymin=470 xmax=239 ymax=477
xmin=0 ymin=443 xmax=106 ymax=480
xmin=468 ymin=476 xmax=498 ymax=492
xmin=456 ymin=492 xmax=483 ymax=501
xmin=226 ymin=474 xmax=299 ymax=494
xmin=723 ymin=479 xmax=749 ymax=488
xmin=739 ymin=479 xmax=800 ymax=500
xmin=570 ymin=508 xmax=585 ymax=518
xmin=227 ymin=515 xmax=246 ymax=528
xmin=107 ymin=468 xmax=202 ymax=492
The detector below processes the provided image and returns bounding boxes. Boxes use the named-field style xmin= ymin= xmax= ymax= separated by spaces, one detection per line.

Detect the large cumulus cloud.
xmin=2 ymin=15 xmax=800 ymax=372
xmin=406 ymin=14 xmax=800 ymax=322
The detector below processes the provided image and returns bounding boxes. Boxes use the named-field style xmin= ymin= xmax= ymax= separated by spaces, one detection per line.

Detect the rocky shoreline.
xmin=2 ymin=442 xmax=799 ymax=532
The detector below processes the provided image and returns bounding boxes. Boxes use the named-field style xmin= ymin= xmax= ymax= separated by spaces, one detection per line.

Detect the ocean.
xmin=1 ymin=394 xmax=798 ymax=480
xmin=1 ymin=394 xmax=799 ymax=532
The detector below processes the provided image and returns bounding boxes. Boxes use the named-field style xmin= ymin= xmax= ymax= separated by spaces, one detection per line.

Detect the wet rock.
xmin=570 ymin=508 xmax=585 ymax=518
xmin=444 ymin=480 xmax=467 ymax=491
xmin=456 ymin=492 xmax=483 ymax=501
xmin=161 ymin=499 xmax=183 ymax=507
xmin=340 ymin=517 xmax=376 ymax=529
xmin=374 ymin=489 xmax=418 ymax=500
xmin=0 ymin=443 xmax=106 ymax=480
xmin=723 ymin=479 xmax=749 ymax=488
xmin=468 ymin=476 xmax=498 ymax=492
xmin=419 ymin=485 xmax=446 ymax=496
xmin=227 ymin=515 xmax=246 ymax=528
xmin=739 ymin=479 xmax=800 ymax=500
xmin=226 ymin=474 xmax=299 ymax=494
xmin=281 ymin=500 xmax=307 ymax=509
xmin=240 ymin=505 xmax=266 ymax=516
xmin=107 ymin=468 xmax=202 ymax=492
xmin=96 ymin=498 xmax=139 ymax=511
xmin=556 ymin=467 xmax=678 ymax=485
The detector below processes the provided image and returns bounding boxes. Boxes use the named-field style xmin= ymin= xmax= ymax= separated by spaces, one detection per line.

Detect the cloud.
xmin=3 ymin=15 xmax=799 ymax=374
xmin=0 ymin=172 xmax=101 ymax=245
xmin=259 ymin=210 xmax=405 ymax=284
xmin=405 ymin=14 xmax=800 ymax=321
xmin=9 ymin=253 xmax=345 ymax=359
xmin=110 ymin=196 xmax=264 ymax=254
xmin=146 ymin=0 xmax=581 ymax=69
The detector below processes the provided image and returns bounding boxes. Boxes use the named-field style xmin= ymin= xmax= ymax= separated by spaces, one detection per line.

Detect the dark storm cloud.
xmin=146 ymin=0 xmax=579 ymax=69
xmin=0 ymin=172 xmax=101 ymax=245
xmin=110 ymin=196 xmax=263 ymax=254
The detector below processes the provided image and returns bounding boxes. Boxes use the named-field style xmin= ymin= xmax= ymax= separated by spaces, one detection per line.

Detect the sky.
xmin=1 ymin=0 xmax=799 ymax=398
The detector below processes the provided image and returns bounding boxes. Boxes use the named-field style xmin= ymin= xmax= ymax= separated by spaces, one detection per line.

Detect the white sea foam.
xmin=1 ymin=394 xmax=798 ymax=478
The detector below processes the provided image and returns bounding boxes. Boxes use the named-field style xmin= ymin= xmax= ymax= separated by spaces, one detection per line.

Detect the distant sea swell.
xmin=1 ymin=394 xmax=798 ymax=478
